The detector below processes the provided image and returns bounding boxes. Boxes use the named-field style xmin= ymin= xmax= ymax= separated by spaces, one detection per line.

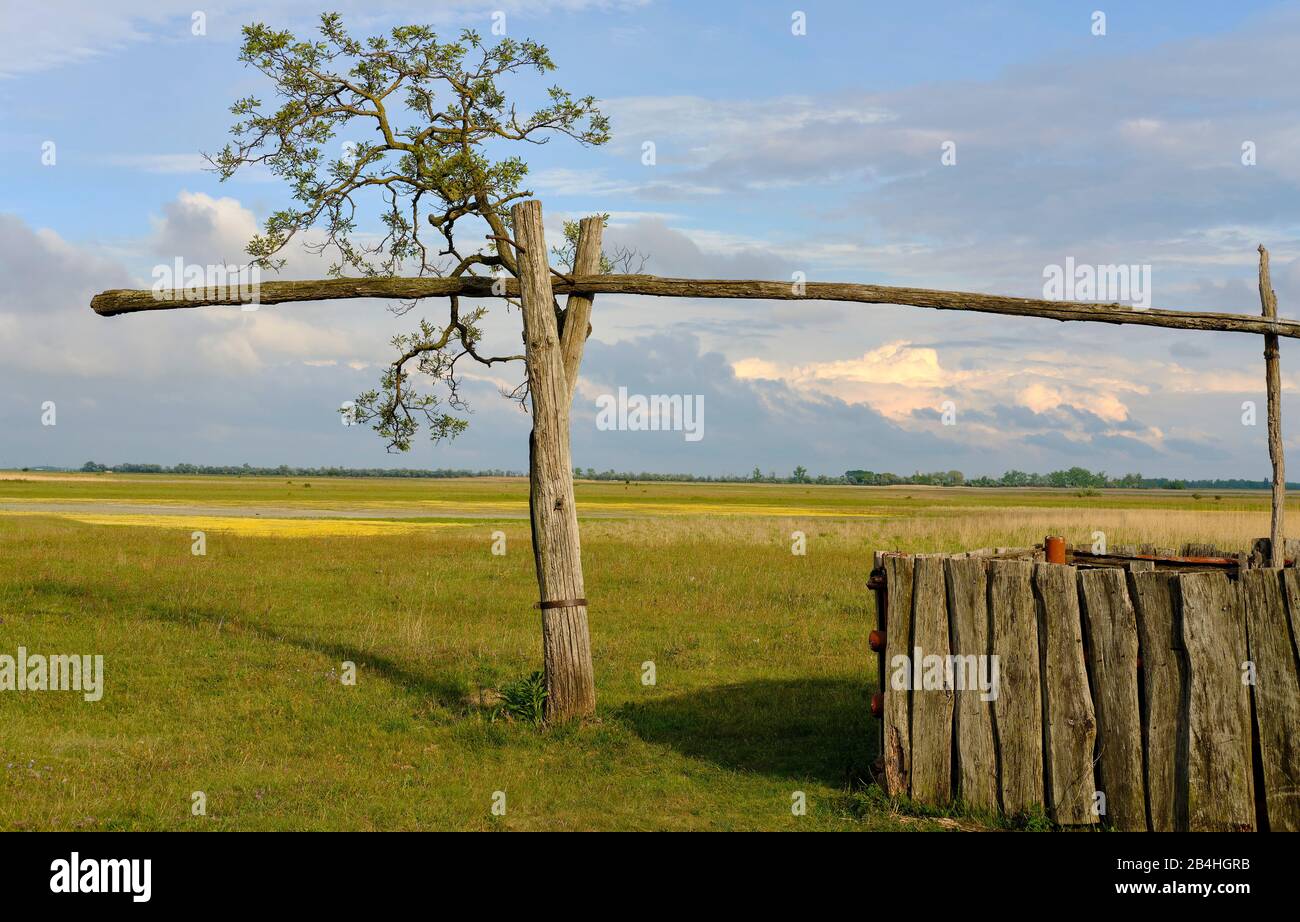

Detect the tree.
xmin=208 ymin=14 xmax=613 ymax=721
xmin=792 ymin=465 xmax=808 ymax=483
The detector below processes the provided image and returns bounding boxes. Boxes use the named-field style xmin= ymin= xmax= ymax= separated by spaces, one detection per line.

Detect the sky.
xmin=3 ymin=0 xmax=1300 ymax=478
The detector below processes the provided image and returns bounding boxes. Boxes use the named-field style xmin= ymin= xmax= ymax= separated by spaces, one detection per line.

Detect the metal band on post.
xmin=536 ymin=598 xmax=588 ymax=610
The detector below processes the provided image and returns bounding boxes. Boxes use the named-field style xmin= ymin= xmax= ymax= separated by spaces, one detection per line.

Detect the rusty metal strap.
xmin=536 ymin=598 xmax=588 ymax=610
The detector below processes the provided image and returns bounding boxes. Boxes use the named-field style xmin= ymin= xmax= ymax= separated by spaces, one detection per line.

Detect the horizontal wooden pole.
xmin=90 ymin=273 xmax=1300 ymax=339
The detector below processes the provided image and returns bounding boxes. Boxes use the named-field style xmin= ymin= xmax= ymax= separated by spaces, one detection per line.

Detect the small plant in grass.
xmin=999 ymin=806 xmax=1055 ymax=832
xmin=494 ymin=671 xmax=548 ymax=726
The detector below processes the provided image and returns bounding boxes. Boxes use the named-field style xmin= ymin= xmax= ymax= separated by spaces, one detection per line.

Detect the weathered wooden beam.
xmin=1177 ymin=571 xmax=1256 ymax=831
xmin=513 ymin=200 xmax=595 ymax=722
xmin=1250 ymin=570 xmax=1300 ymax=832
xmin=1078 ymin=568 xmax=1146 ymax=831
xmin=1034 ymin=563 xmax=1098 ymax=826
xmin=1259 ymin=246 xmax=1286 ymax=566
xmin=945 ymin=556 xmax=998 ymax=814
xmin=881 ymin=554 xmax=915 ymax=798
xmin=559 ymin=217 xmax=604 ymax=400
xmin=89 ymin=274 xmax=1300 ymax=340
xmin=909 ymin=556 xmax=953 ymax=805
xmin=988 ymin=559 xmax=1044 ymax=816
xmin=1128 ymin=570 xmax=1184 ymax=832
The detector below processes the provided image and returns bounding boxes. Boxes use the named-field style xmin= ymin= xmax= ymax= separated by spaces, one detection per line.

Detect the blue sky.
xmin=4 ymin=0 xmax=1300 ymax=478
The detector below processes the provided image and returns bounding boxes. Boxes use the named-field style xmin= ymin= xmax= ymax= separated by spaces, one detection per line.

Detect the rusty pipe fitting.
xmin=1045 ymin=535 xmax=1067 ymax=564
xmin=870 ymin=692 xmax=883 ymax=719
xmin=869 ymin=629 xmax=886 ymax=652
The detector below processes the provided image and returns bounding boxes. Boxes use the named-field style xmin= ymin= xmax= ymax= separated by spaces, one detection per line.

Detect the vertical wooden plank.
xmin=1249 ymin=570 xmax=1300 ymax=831
xmin=881 ymin=554 xmax=914 ymax=797
xmin=1129 ymin=570 xmax=1184 ymax=832
xmin=988 ymin=559 xmax=1044 ymax=815
xmin=871 ymin=550 xmax=886 ymax=766
xmin=909 ymin=556 xmax=953 ymax=805
xmin=1034 ymin=563 xmax=1098 ymax=825
xmin=1177 ymin=572 xmax=1256 ymax=831
xmin=1258 ymin=245 xmax=1286 ymax=568
xmin=946 ymin=557 xmax=998 ymax=813
xmin=1078 ymin=568 xmax=1147 ymax=830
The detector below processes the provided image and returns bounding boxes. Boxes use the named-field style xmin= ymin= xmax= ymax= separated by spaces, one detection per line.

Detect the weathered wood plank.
xmin=1177 ymin=572 xmax=1256 ymax=831
xmin=89 ymin=274 xmax=1300 ymax=342
xmin=1249 ymin=570 xmax=1300 ymax=831
xmin=909 ymin=556 xmax=953 ymax=805
xmin=871 ymin=550 xmax=887 ymax=765
xmin=946 ymin=557 xmax=998 ymax=813
xmin=1129 ymin=570 xmax=1184 ymax=832
xmin=1034 ymin=564 xmax=1098 ymax=825
xmin=514 ymin=201 xmax=596 ymax=721
xmin=1250 ymin=536 xmax=1300 ymax=568
xmin=1259 ymin=246 xmax=1286 ymax=568
xmin=988 ymin=559 xmax=1044 ymax=815
xmin=1078 ymin=568 xmax=1147 ymax=831
xmin=881 ymin=554 xmax=915 ymax=797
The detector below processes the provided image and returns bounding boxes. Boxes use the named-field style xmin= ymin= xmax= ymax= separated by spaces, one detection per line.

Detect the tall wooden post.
xmin=512 ymin=200 xmax=597 ymax=721
xmin=1259 ymin=245 xmax=1286 ymax=567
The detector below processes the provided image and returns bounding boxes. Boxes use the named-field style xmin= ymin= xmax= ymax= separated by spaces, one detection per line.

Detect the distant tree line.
xmin=843 ymin=467 xmax=1298 ymax=491
xmin=70 ymin=461 xmax=1293 ymax=490
xmin=78 ymin=462 xmax=522 ymax=478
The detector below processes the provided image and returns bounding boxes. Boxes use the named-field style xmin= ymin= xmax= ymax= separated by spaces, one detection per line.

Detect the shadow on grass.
xmin=617 ymin=678 xmax=876 ymax=787
xmin=136 ymin=596 xmax=468 ymax=708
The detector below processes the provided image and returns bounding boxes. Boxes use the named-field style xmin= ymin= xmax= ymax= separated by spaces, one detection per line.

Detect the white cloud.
xmin=2 ymin=1 xmax=651 ymax=78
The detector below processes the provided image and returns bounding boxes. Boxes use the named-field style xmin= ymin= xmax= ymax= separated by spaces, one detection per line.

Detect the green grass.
xmin=0 ymin=489 xmax=905 ymax=831
xmin=0 ymin=473 xmax=1284 ymax=830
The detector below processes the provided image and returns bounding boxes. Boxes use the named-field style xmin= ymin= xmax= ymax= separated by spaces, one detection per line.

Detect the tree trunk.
xmin=512 ymin=200 xmax=596 ymax=721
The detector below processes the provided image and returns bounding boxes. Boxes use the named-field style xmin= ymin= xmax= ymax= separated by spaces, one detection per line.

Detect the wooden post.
xmin=1260 ymin=245 xmax=1285 ymax=567
xmin=512 ymin=200 xmax=596 ymax=722
xmin=560 ymin=216 xmax=604 ymax=399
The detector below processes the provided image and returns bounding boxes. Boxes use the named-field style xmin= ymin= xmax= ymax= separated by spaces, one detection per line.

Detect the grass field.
xmin=0 ymin=472 xmax=1289 ymax=830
